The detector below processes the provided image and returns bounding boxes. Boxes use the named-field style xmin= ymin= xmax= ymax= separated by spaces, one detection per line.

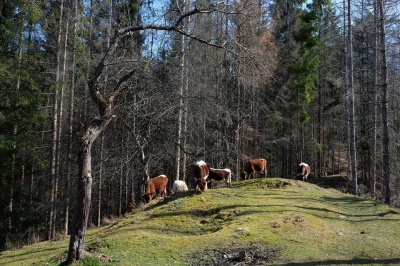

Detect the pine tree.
xmin=0 ymin=0 xmax=47 ymax=250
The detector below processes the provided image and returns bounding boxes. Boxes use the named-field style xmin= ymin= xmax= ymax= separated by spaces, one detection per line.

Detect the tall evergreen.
xmin=270 ymin=0 xmax=330 ymax=177
xmin=0 ymin=0 xmax=48 ymax=250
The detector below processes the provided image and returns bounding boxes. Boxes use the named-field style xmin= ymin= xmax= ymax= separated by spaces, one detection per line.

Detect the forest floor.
xmin=1 ymin=177 xmax=400 ymax=265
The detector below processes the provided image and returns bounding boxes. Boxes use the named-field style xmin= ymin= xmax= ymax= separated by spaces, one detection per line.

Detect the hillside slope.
xmin=1 ymin=178 xmax=400 ymax=265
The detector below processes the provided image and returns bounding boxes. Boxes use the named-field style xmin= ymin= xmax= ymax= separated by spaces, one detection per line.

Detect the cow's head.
xmin=143 ymin=192 xmax=152 ymax=203
xmin=298 ymin=164 xmax=306 ymax=175
xmin=195 ymin=178 xmax=207 ymax=192
xmin=240 ymin=170 xmax=248 ymax=180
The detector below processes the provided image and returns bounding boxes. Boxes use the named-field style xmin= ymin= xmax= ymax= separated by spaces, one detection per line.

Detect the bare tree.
xmin=66 ymin=4 xmax=230 ymax=263
xmin=371 ymin=0 xmax=378 ymax=199
xmin=378 ymin=0 xmax=390 ymax=204
xmin=64 ymin=0 xmax=78 ymax=235
xmin=347 ymin=0 xmax=357 ymax=195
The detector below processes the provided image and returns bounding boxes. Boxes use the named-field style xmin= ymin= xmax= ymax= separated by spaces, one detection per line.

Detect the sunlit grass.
xmin=1 ymin=178 xmax=399 ymax=265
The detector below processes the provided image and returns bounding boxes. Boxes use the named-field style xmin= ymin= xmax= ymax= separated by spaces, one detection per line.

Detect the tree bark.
xmin=347 ymin=0 xmax=357 ymax=195
xmin=378 ymin=0 xmax=390 ymax=204
xmin=64 ymin=0 xmax=78 ymax=235
xmin=371 ymin=0 xmax=378 ymax=199
xmin=175 ymin=0 xmax=190 ymax=181
xmin=67 ymin=106 xmax=114 ymax=262
xmin=48 ymin=0 xmax=65 ymax=240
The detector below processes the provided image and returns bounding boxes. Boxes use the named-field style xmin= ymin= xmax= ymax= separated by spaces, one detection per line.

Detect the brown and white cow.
xmin=143 ymin=175 xmax=169 ymax=203
xmin=194 ymin=160 xmax=209 ymax=192
xmin=208 ymin=168 xmax=232 ymax=188
xmin=297 ymin=162 xmax=311 ymax=182
xmin=241 ymin=159 xmax=267 ymax=180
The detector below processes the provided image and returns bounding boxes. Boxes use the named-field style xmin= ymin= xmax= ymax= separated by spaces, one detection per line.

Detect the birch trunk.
xmin=175 ymin=0 xmax=190 ymax=181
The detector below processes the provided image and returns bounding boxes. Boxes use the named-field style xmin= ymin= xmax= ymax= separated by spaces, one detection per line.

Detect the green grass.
xmin=1 ymin=178 xmax=400 ymax=265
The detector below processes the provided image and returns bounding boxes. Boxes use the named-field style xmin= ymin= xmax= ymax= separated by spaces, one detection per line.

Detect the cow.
xmin=297 ymin=162 xmax=311 ymax=182
xmin=143 ymin=175 xmax=169 ymax=203
xmin=241 ymin=159 xmax=267 ymax=180
xmin=194 ymin=160 xmax=209 ymax=192
xmin=172 ymin=180 xmax=189 ymax=193
xmin=208 ymin=168 xmax=232 ymax=188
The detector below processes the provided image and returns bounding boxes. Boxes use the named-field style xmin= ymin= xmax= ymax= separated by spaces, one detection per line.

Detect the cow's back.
xmin=194 ymin=160 xmax=209 ymax=191
xmin=155 ymin=175 xmax=168 ymax=193
xmin=194 ymin=160 xmax=209 ymax=179
xmin=144 ymin=175 xmax=168 ymax=202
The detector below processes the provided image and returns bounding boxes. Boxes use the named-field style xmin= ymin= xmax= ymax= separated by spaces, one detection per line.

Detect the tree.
xmin=0 ymin=0 xmax=48 ymax=250
xmin=377 ymin=0 xmax=390 ymax=204
xmin=346 ymin=0 xmax=357 ymax=195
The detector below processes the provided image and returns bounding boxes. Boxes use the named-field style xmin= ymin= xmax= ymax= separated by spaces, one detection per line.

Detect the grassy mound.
xmin=1 ymin=178 xmax=400 ymax=265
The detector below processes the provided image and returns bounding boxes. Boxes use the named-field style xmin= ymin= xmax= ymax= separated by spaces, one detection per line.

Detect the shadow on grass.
xmin=308 ymin=175 xmax=349 ymax=191
xmin=274 ymin=257 xmax=400 ymax=265
xmin=0 ymin=247 xmax=67 ymax=266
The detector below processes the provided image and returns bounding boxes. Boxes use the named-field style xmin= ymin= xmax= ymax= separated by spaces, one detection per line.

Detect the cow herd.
xmin=143 ymin=159 xmax=311 ymax=203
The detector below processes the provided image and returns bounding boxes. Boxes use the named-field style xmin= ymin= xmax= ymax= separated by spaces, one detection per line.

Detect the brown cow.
xmin=241 ymin=159 xmax=267 ymax=180
xmin=143 ymin=175 xmax=168 ymax=203
xmin=208 ymin=168 xmax=232 ymax=188
xmin=297 ymin=162 xmax=311 ymax=182
xmin=194 ymin=160 xmax=209 ymax=192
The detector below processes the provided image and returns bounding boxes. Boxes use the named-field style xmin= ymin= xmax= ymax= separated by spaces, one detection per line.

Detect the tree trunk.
xmin=48 ymin=0 xmax=65 ymax=240
xmin=97 ymin=136 xmax=104 ymax=226
xmin=378 ymin=0 xmax=390 ymax=204
xmin=175 ymin=0 xmax=190 ymax=181
xmin=67 ymin=113 xmax=113 ymax=263
xmin=64 ymin=0 xmax=78 ymax=235
xmin=347 ymin=0 xmax=357 ymax=195
xmin=371 ymin=0 xmax=378 ymax=199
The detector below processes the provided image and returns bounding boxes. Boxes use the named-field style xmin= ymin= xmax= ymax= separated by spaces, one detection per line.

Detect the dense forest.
xmin=1 ymin=0 xmax=399 ymax=260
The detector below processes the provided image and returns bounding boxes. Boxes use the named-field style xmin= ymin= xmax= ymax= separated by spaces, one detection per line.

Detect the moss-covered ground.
xmin=1 ymin=178 xmax=399 ymax=265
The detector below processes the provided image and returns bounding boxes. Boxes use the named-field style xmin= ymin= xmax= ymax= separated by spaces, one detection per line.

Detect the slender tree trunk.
xmin=97 ymin=137 xmax=104 ymax=226
xmin=371 ymin=0 xmax=378 ymax=199
xmin=64 ymin=0 xmax=78 ymax=235
xmin=378 ymin=0 xmax=390 ymax=204
xmin=54 ymin=12 xmax=70 ymax=238
xmin=48 ymin=0 xmax=65 ymax=240
xmin=8 ymin=12 xmax=26 ymax=237
xmin=182 ymin=61 xmax=189 ymax=181
xmin=347 ymin=0 xmax=357 ymax=195
xmin=175 ymin=0 xmax=189 ymax=181
xmin=118 ymin=135 xmax=123 ymax=217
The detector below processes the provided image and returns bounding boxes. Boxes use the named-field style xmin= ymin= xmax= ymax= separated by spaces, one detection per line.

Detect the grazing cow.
xmin=208 ymin=168 xmax=232 ymax=188
xmin=194 ymin=160 xmax=209 ymax=192
xmin=297 ymin=162 xmax=311 ymax=182
xmin=172 ymin=180 xmax=189 ymax=193
xmin=143 ymin=175 xmax=168 ymax=203
xmin=241 ymin=159 xmax=267 ymax=180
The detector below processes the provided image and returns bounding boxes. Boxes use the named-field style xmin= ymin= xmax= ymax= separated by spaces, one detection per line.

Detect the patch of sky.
xmin=140 ymin=0 xmax=173 ymax=59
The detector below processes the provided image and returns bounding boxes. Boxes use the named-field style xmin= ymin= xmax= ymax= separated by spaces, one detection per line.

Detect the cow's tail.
xmin=227 ymin=169 xmax=232 ymax=188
